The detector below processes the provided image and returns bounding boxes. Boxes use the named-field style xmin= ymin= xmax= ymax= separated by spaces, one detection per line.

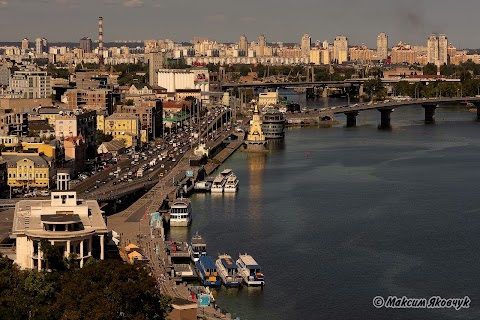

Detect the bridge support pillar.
xmin=470 ymin=101 xmax=480 ymax=121
xmin=378 ymin=107 xmax=394 ymax=130
xmin=422 ymin=104 xmax=437 ymax=124
xmin=344 ymin=111 xmax=359 ymax=127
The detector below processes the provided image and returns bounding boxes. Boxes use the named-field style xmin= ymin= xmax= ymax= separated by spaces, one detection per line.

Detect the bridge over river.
xmin=287 ymin=97 xmax=480 ymax=129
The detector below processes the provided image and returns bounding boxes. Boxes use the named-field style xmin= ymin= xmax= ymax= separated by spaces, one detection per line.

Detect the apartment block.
xmin=9 ymin=70 xmax=52 ymax=99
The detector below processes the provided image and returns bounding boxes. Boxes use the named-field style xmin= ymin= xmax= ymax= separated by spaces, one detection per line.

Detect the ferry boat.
xmin=189 ymin=233 xmax=207 ymax=262
xmin=223 ymin=174 xmax=239 ymax=193
xmin=210 ymin=169 xmax=234 ymax=193
xmin=262 ymin=110 xmax=285 ymax=139
xmin=215 ymin=254 xmax=243 ymax=287
xmin=195 ymin=255 xmax=222 ymax=286
xmin=169 ymin=198 xmax=192 ymax=227
xmin=236 ymin=254 xmax=265 ymax=286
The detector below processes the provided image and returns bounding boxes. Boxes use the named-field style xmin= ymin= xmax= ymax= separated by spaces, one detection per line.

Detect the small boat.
xmin=195 ymin=256 xmax=222 ymax=287
xmin=215 ymin=254 xmax=243 ymax=287
xmin=210 ymin=169 xmax=234 ymax=193
xmin=236 ymin=254 xmax=265 ymax=286
xmin=169 ymin=197 xmax=192 ymax=227
xmin=223 ymin=174 xmax=239 ymax=193
xmin=189 ymin=233 xmax=207 ymax=262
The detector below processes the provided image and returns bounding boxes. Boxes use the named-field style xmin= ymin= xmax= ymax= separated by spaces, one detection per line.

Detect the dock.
xmin=107 ymin=134 xmax=244 ymax=319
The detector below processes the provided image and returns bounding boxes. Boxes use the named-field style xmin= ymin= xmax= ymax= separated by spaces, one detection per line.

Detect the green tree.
xmin=96 ymin=130 xmax=113 ymax=145
xmin=423 ymin=63 xmax=438 ymax=75
xmin=54 ymin=259 xmax=171 ymax=319
xmin=40 ymin=239 xmax=67 ymax=271
xmin=393 ymin=81 xmax=414 ymax=97
xmin=363 ymin=78 xmax=385 ymax=100
xmin=0 ymin=254 xmax=172 ymax=320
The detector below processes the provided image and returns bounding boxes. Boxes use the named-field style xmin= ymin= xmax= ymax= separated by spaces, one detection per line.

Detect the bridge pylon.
xmin=422 ymin=103 xmax=438 ymax=124
xmin=378 ymin=107 xmax=394 ymax=130
xmin=470 ymin=101 xmax=480 ymax=121
xmin=344 ymin=111 xmax=359 ymax=127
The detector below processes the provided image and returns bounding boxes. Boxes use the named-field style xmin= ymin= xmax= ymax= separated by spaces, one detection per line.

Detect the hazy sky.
xmin=1 ymin=0 xmax=479 ymax=48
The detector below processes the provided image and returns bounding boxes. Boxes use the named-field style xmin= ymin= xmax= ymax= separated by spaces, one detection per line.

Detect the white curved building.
xmin=11 ymin=191 xmax=108 ymax=270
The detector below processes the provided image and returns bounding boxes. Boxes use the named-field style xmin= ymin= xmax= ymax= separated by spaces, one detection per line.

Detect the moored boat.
xmin=236 ymin=254 xmax=265 ymax=286
xmin=189 ymin=233 xmax=207 ymax=262
xmin=195 ymin=255 xmax=221 ymax=286
xmin=223 ymin=174 xmax=239 ymax=193
xmin=169 ymin=198 xmax=192 ymax=227
xmin=210 ymin=169 xmax=234 ymax=193
xmin=215 ymin=254 xmax=243 ymax=287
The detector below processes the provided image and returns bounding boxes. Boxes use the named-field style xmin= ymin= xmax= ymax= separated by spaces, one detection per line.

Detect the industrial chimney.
xmin=98 ymin=16 xmax=104 ymax=66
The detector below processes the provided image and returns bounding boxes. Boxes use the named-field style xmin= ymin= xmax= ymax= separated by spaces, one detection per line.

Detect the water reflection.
xmin=246 ymin=152 xmax=267 ymax=237
xmin=167 ymin=225 xmax=190 ymax=243
xmin=266 ymin=138 xmax=285 ymax=151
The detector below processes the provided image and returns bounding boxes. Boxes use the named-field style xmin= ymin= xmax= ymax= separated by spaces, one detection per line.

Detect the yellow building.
xmin=21 ymin=142 xmax=57 ymax=160
xmin=97 ymin=112 xmax=106 ymax=133
xmin=104 ymin=113 xmax=140 ymax=148
xmin=1 ymin=152 xmax=52 ymax=189
xmin=38 ymin=107 xmax=61 ymax=126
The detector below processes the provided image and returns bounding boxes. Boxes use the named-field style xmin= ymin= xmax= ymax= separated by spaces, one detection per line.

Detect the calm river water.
xmin=168 ymin=95 xmax=480 ymax=320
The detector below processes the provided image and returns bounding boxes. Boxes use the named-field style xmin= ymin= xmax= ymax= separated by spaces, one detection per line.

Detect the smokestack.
xmin=98 ymin=16 xmax=104 ymax=66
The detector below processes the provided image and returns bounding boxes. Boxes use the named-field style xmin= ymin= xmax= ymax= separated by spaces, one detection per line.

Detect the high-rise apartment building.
xmin=427 ymin=34 xmax=439 ymax=65
xmin=35 ymin=37 xmax=48 ymax=55
xmin=21 ymin=38 xmax=29 ymax=50
xmin=79 ymin=37 xmax=92 ymax=53
xmin=9 ymin=70 xmax=51 ymax=99
xmin=42 ymin=38 xmax=48 ymax=53
xmin=438 ymin=34 xmax=448 ymax=66
xmin=377 ymin=32 xmax=388 ymax=61
xmin=148 ymin=51 xmax=166 ymax=87
xmin=427 ymin=33 xmax=448 ymax=66
xmin=334 ymin=35 xmax=348 ymax=64
xmin=258 ymin=35 xmax=266 ymax=57
xmin=35 ymin=38 xmax=43 ymax=55
xmin=301 ymin=34 xmax=311 ymax=58
xmin=239 ymin=34 xmax=248 ymax=55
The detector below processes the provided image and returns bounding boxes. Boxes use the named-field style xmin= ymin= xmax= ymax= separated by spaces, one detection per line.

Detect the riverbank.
xmin=108 ymin=133 xmax=247 ymax=319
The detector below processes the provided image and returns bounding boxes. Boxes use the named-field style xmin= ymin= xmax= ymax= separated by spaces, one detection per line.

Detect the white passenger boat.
xmin=223 ymin=174 xmax=239 ymax=193
xmin=210 ymin=169 xmax=234 ymax=193
xmin=189 ymin=233 xmax=207 ymax=262
xmin=236 ymin=254 xmax=265 ymax=286
xmin=215 ymin=254 xmax=243 ymax=287
xmin=169 ymin=197 xmax=192 ymax=227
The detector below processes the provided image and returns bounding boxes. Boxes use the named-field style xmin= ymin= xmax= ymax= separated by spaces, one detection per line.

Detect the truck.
xmin=149 ymin=159 xmax=157 ymax=166
xmin=137 ymin=169 xmax=144 ymax=178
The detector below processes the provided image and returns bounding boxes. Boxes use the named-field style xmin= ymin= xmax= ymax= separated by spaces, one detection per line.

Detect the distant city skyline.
xmin=1 ymin=0 xmax=479 ymax=48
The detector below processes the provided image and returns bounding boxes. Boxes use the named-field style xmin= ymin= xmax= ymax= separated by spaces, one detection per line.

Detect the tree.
xmin=0 ymin=254 xmax=172 ymax=320
xmin=423 ymin=63 xmax=438 ymax=75
xmin=97 ymin=130 xmax=113 ymax=145
xmin=54 ymin=260 xmax=172 ymax=319
xmin=40 ymin=239 xmax=67 ymax=271
xmin=363 ymin=78 xmax=385 ymax=100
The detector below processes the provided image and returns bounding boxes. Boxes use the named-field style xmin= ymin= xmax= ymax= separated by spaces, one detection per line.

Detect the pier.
xmin=107 ymin=131 xmax=244 ymax=319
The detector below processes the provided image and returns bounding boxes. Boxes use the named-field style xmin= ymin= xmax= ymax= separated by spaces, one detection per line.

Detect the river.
xmin=168 ymin=95 xmax=480 ymax=320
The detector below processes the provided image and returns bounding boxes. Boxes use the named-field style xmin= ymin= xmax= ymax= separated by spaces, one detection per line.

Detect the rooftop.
xmin=239 ymin=254 xmax=260 ymax=268
xmin=11 ymin=192 xmax=107 ymax=238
